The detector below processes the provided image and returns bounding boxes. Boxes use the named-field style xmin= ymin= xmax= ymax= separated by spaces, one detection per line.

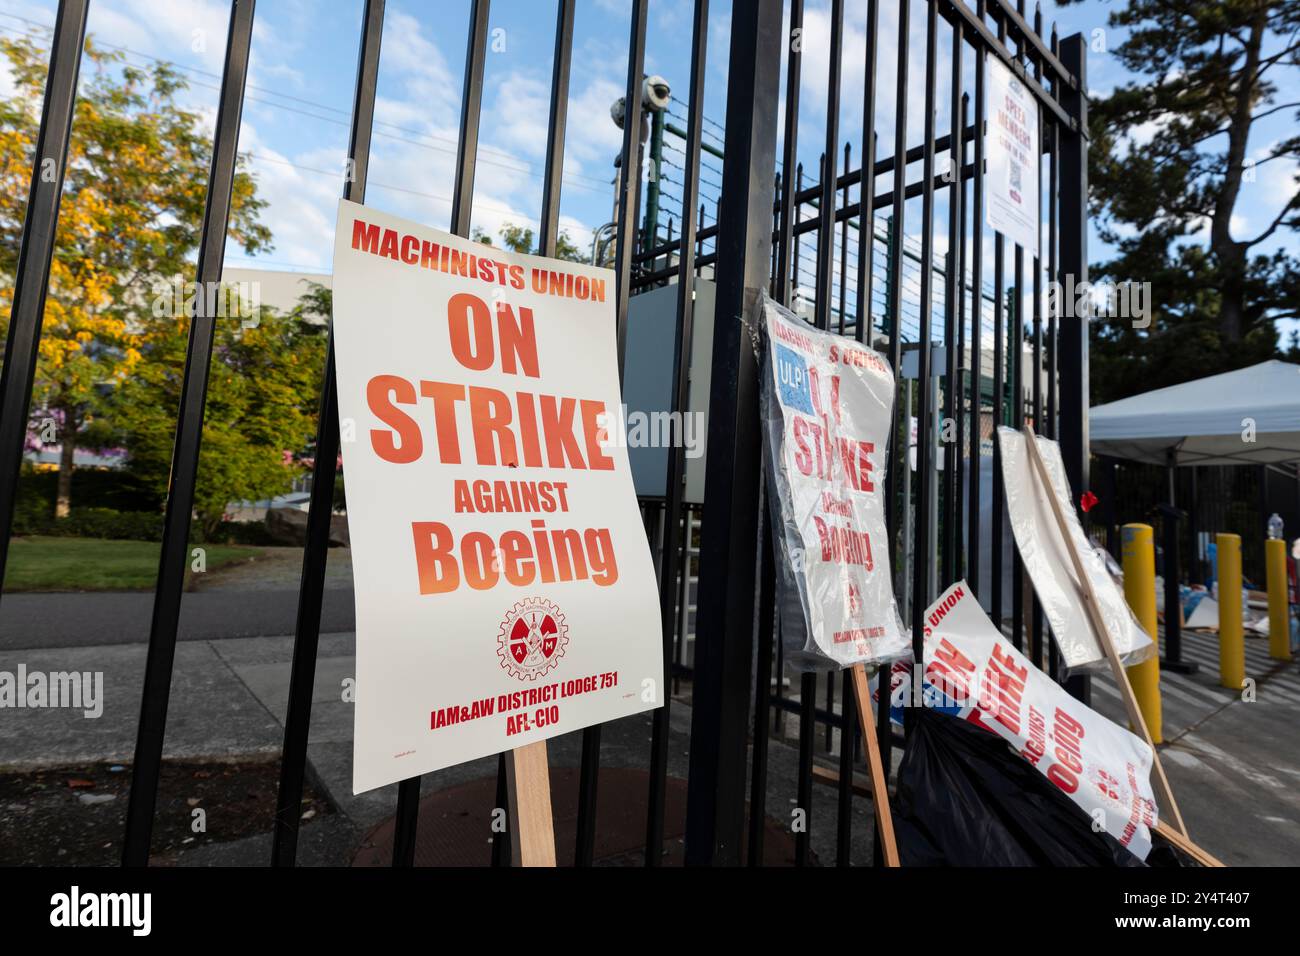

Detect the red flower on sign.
xmin=1079 ymin=490 xmax=1099 ymax=513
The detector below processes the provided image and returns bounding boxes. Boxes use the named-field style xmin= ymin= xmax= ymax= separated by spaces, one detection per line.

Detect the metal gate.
xmin=0 ymin=0 xmax=1091 ymax=866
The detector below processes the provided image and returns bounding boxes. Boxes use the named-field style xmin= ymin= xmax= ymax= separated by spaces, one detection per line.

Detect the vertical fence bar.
xmin=674 ymin=506 xmax=692 ymax=690
xmin=815 ymin=0 xmax=843 ymax=331
xmin=540 ymin=0 xmax=577 ymax=868
xmin=1057 ymin=31 xmax=1088 ymax=521
xmin=1047 ymin=24 xmax=1059 ymax=443
xmin=954 ymin=95 xmax=969 ymax=582
xmin=839 ymin=141 xmax=850 ymax=333
xmin=491 ymin=754 xmax=510 ymax=866
xmin=645 ymin=0 xmax=706 ymax=868
xmin=868 ymin=0 xmax=909 ymax=832
xmin=747 ymin=497 xmax=776 ymax=865
xmin=855 ymin=0 xmax=880 ymax=345
xmin=684 ymin=0 xmax=782 ymax=866
xmin=1011 ymin=239 xmax=1025 ymax=650
xmin=795 ymin=670 xmax=815 ymax=866
xmin=451 ymin=0 xmax=490 ymax=237
xmin=871 ymin=201 xmax=893 ymax=821
xmin=884 ymin=0 xmax=911 ymax=507
xmin=1009 ymin=2 xmax=1026 ymax=653
xmin=824 ymin=661 xmax=835 ymax=752
xmin=577 ymin=0 xmax=647 ymax=869
xmin=123 ymin=0 xmax=256 ymax=867
xmin=967 ymin=0 xmax=987 ymax=603
xmin=911 ymin=0 xmax=940 ymax=669
xmin=699 ymin=202 xmax=708 ymax=268
xmin=392 ymin=0 xmax=491 ymax=866
xmin=775 ymin=0 xmax=803 ymax=306
xmin=0 ymin=0 xmax=87 ymax=596
xmin=797 ymin=0 xmax=844 ymax=865
xmin=879 ymin=0 xmax=911 ymax=761
xmin=990 ymin=10 xmax=1007 ymax=636
xmin=1046 ymin=36 xmax=1060 ymax=677
xmin=991 ymin=236 xmax=1005 ymax=631
xmin=538 ymin=0 xmax=574 ymax=257
xmin=835 ymin=669 xmax=856 ymax=866
xmin=942 ymin=13 xmax=965 ymax=588
xmin=272 ymin=0 xmax=385 ymax=868
xmin=794 ymin=164 xmax=804 ymax=298
xmin=521 ymin=0 xmax=581 ymax=862
xmin=771 ymin=173 xmax=782 ymax=296
xmin=773 ymin=615 xmax=787 ymax=734
xmin=1058 ymin=31 xmax=1090 ymax=705
xmin=883 ymin=0 xmax=912 ymax=779
xmin=765 ymin=3 xmax=800 ymax=858
xmin=1028 ymin=2 xmax=1045 ymax=669
xmin=613 ymin=0 xmax=649 ymax=375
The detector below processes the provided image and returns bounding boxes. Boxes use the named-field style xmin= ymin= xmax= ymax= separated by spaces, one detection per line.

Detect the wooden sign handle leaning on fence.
xmin=503 ymin=741 xmax=557 ymax=866
xmin=1018 ymin=426 xmax=1190 ymax=840
xmin=850 ymin=665 xmax=901 ymax=866
xmin=1154 ymin=821 xmax=1225 ymax=867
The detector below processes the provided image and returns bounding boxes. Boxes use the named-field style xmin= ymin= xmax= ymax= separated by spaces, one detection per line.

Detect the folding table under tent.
xmin=1088 ymin=360 xmax=1300 ymax=670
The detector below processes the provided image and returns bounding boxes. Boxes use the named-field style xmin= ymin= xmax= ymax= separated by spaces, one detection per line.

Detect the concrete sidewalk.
xmin=0 ymin=633 xmax=872 ymax=866
xmin=1087 ymin=628 xmax=1300 ymax=866
xmin=2 ymin=628 xmax=1296 ymax=864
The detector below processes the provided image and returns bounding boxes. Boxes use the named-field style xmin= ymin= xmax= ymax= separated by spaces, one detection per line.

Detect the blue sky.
xmin=1 ymin=0 xmax=1297 ymax=340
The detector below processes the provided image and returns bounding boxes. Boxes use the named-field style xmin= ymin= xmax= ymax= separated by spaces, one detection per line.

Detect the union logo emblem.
xmin=497 ymin=598 xmax=568 ymax=681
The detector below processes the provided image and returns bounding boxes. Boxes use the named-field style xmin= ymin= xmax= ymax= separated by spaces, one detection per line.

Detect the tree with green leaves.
xmin=472 ymin=221 xmax=587 ymax=262
xmin=113 ymin=288 xmax=327 ymax=539
xmin=0 ymin=36 xmax=270 ymax=515
xmin=1064 ymin=0 xmax=1300 ymax=403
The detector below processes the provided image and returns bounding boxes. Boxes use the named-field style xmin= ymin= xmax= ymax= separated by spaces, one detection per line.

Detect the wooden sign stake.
xmin=850 ymin=664 xmax=901 ymax=866
xmin=1018 ymin=426 xmax=1188 ymax=838
xmin=503 ymin=740 xmax=557 ymax=866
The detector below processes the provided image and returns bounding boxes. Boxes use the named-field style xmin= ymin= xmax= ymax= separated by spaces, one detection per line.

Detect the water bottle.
xmin=1267 ymin=513 xmax=1284 ymax=540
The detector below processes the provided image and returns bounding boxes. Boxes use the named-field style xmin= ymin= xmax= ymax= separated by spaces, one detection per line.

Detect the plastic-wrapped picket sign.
xmin=759 ymin=294 xmax=909 ymax=670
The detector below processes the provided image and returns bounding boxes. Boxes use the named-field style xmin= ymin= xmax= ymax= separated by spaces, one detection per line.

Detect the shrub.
xmin=56 ymin=508 xmax=164 ymax=541
xmin=12 ymin=504 xmax=277 ymax=545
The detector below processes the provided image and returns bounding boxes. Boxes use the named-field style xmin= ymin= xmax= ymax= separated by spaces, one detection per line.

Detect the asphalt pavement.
xmin=1 ymin=546 xmax=1296 ymax=865
xmin=0 ymin=587 xmax=355 ymax=649
xmin=0 ymin=546 xmax=355 ymax=649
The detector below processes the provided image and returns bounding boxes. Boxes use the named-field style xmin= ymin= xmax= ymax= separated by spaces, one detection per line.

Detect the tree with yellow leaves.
xmin=0 ymin=35 xmax=271 ymax=516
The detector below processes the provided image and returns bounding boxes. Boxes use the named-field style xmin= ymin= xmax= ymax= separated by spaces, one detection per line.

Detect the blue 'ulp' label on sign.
xmin=774 ymin=343 xmax=813 ymax=414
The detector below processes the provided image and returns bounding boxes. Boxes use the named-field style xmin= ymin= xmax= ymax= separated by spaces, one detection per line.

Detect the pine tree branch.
xmin=1245 ymin=193 xmax=1300 ymax=248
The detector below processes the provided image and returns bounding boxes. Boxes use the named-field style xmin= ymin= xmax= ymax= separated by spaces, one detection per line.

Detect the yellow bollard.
xmin=1266 ymin=538 xmax=1292 ymax=661
xmin=1121 ymin=524 xmax=1162 ymax=743
xmin=1217 ymin=533 xmax=1245 ymax=689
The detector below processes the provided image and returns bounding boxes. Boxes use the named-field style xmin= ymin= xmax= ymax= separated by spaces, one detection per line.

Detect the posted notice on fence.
xmin=331 ymin=199 xmax=662 ymax=794
xmin=986 ymin=56 xmax=1039 ymax=254
xmin=914 ymin=581 xmax=1159 ymax=860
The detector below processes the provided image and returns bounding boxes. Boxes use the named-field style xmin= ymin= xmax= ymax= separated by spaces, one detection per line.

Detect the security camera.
xmin=611 ymin=75 xmax=671 ymax=129
xmin=642 ymin=75 xmax=670 ymax=112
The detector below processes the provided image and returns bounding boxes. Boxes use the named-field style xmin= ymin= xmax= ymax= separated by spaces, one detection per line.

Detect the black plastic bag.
xmin=894 ymin=708 xmax=1188 ymax=866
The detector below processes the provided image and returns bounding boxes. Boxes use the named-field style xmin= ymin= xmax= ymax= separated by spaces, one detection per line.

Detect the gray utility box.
xmin=621 ymin=278 xmax=715 ymax=504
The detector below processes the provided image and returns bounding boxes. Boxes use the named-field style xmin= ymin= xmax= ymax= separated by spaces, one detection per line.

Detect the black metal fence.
xmin=0 ymin=0 xmax=1090 ymax=866
xmin=1095 ymin=459 xmax=1300 ymax=587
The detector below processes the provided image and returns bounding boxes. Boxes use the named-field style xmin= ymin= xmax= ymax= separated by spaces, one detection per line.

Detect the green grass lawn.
xmin=4 ymin=536 xmax=264 ymax=592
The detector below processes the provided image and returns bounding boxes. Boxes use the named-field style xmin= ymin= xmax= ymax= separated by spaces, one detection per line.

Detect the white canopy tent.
xmin=1090 ymin=360 xmax=1300 ymax=467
